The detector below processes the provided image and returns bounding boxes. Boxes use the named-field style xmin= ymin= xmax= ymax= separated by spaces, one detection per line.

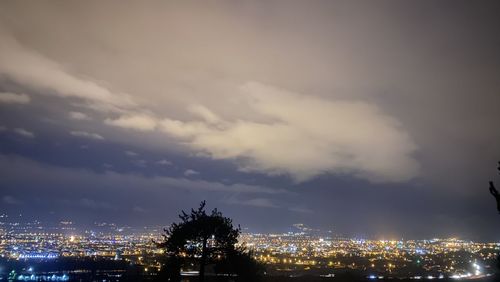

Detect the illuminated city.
xmin=1 ymin=217 xmax=498 ymax=281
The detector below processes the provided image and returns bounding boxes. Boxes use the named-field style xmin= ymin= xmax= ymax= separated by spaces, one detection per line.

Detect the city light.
xmin=0 ymin=219 xmax=498 ymax=280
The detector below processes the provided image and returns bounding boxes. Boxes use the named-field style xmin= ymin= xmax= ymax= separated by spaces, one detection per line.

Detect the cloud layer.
xmin=0 ymin=28 xmax=136 ymax=113
xmin=0 ymin=154 xmax=283 ymax=196
xmin=1 ymin=1 xmax=500 ymax=238
xmin=161 ymin=82 xmax=419 ymax=182
xmin=0 ymin=25 xmax=418 ymax=183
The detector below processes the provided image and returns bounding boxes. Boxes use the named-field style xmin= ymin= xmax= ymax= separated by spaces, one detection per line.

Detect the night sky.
xmin=1 ymin=1 xmax=500 ymax=240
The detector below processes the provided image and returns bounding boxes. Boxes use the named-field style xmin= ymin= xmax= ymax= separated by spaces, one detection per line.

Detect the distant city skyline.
xmin=0 ymin=213 xmax=497 ymax=242
xmin=1 ymin=1 xmax=500 ymax=241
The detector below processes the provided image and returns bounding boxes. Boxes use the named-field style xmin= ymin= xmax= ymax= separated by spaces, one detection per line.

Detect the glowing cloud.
xmin=161 ymin=82 xmax=419 ymax=183
xmin=105 ymin=114 xmax=158 ymax=131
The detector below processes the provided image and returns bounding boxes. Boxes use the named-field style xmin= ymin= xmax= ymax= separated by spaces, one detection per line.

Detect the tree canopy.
xmin=158 ymin=201 xmax=262 ymax=281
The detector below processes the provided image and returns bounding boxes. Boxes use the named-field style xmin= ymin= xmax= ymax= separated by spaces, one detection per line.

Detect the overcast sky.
xmin=1 ymin=1 xmax=499 ymax=240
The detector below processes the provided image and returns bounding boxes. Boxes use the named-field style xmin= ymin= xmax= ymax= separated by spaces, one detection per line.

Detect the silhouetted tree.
xmin=158 ymin=201 xmax=260 ymax=282
xmin=489 ymin=162 xmax=500 ymax=213
xmin=488 ymin=161 xmax=500 ymax=272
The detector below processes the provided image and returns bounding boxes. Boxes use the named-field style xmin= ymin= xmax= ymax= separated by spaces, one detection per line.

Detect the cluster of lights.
xmin=16 ymin=274 xmax=69 ymax=281
xmin=240 ymin=233 xmax=498 ymax=279
xmin=1 ymin=220 xmax=498 ymax=280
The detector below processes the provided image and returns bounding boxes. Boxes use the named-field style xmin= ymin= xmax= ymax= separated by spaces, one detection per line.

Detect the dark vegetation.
xmin=157 ymin=201 xmax=264 ymax=281
xmin=488 ymin=161 xmax=500 ymax=273
xmin=489 ymin=162 xmax=500 ymax=213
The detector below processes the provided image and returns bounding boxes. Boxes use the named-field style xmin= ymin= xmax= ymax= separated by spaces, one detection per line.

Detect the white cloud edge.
xmin=13 ymin=128 xmax=35 ymax=138
xmin=69 ymin=130 xmax=104 ymax=140
xmin=69 ymin=111 xmax=91 ymax=120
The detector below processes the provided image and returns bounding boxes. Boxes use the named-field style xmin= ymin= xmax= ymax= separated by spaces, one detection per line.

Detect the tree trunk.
xmin=199 ymin=237 xmax=207 ymax=282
